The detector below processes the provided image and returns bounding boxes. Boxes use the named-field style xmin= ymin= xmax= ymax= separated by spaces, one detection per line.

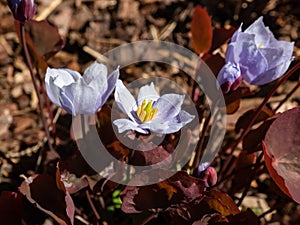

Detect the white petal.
xmin=101 ymin=67 xmax=120 ymax=105
xmin=137 ymin=82 xmax=160 ymax=105
xmin=152 ymin=94 xmax=185 ymax=123
xmin=114 ymin=79 xmax=137 ymax=121
xmin=113 ymin=118 xmax=147 ymax=134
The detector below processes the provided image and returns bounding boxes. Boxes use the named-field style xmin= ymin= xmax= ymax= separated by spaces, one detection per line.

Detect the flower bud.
xmin=197 ymin=163 xmax=218 ymax=187
xmin=7 ymin=0 xmax=35 ymax=23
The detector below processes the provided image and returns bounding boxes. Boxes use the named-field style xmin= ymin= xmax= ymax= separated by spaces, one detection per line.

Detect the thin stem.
xmin=192 ymin=112 xmax=211 ymax=169
xmin=274 ymin=76 xmax=300 ymax=112
xmin=85 ymin=189 xmax=101 ymax=221
xmin=36 ymin=68 xmax=56 ymax=145
xmin=236 ymin=152 xmax=264 ymax=206
xmin=258 ymin=201 xmax=288 ymax=219
xmin=219 ymin=61 xmax=300 ymax=179
xmin=19 ymin=23 xmax=54 ymax=163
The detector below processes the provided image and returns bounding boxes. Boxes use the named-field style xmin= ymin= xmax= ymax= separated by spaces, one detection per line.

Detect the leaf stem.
xmin=19 ymin=22 xmax=55 ymax=166
xmin=192 ymin=112 xmax=211 ymax=169
xmin=274 ymin=75 xmax=300 ymax=112
xmin=85 ymin=189 xmax=101 ymax=221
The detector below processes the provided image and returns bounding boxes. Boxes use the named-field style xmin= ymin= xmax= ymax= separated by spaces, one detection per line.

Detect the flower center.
xmin=136 ymin=100 xmax=158 ymax=123
xmin=258 ymin=43 xmax=263 ymax=48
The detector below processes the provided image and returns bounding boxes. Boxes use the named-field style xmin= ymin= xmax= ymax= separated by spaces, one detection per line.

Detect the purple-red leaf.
xmin=203 ymin=53 xmax=225 ymax=78
xmin=235 ymin=107 xmax=274 ymax=133
xmin=0 ymin=191 xmax=23 ymax=225
xmin=15 ymin=19 xmax=64 ymax=73
xmin=227 ymin=208 xmax=260 ymax=225
xmin=263 ymin=106 xmax=300 ymax=203
xmin=224 ymin=86 xmax=252 ymax=114
xmin=229 ymin=150 xmax=257 ymax=194
xmin=191 ymin=6 xmax=213 ymax=55
xmin=243 ymin=117 xmax=276 ymax=153
xmin=121 ymin=170 xmax=206 ymax=213
xmin=24 ymin=20 xmax=64 ymax=60
xmin=19 ymin=171 xmax=75 ymax=225
xmin=211 ymin=26 xmax=238 ymax=52
xmin=203 ymin=190 xmax=240 ymax=216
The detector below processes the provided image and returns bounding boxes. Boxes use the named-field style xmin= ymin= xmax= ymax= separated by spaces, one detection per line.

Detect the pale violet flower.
xmin=113 ymin=80 xmax=195 ymax=134
xmin=217 ymin=16 xmax=294 ymax=93
xmin=45 ymin=62 xmax=119 ymax=116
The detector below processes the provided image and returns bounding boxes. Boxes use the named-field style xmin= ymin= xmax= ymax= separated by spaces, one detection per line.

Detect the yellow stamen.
xmin=258 ymin=43 xmax=263 ymax=48
xmin=144 ymin=101 xmax=153 ymax=114
xmin=139 ymin=110 xmax=146 ymax=122
xmin=137 ymin=105 xmax=142 ymax=117
xmin=141 ymin=100 xmax=147 ymax=110
xmin=136 ymin=100 xmax=158 ymax=123
xmin=144 ymin=113 xmax=152 ymax=122
xmin=150 ymin=107 xmax=158 ymax=120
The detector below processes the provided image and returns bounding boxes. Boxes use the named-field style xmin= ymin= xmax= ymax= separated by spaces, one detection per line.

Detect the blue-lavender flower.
xmin=7 ymin=0 xmax=35 ymax=23
xmin=45 ymin=62 xmax=119 ymax=116
xmin=113 ymin=80 xmax=195 ymax=134
xmin=217 ymin=17 xmax=294 ymax=93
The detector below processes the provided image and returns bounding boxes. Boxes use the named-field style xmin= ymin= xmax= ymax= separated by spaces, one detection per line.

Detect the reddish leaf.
xmin=224 ymin=86 xmax=252 ymax=115
xmin=15 ymin=20 xmax=64 ymax=73
xmin=193 ymin=213 xmax=228 ymax=225
xmin=203 ymin=53 xmax=225 ymax=77
xmin=243 ymin=117 xmax=276 ymax=153
xmin=19 ymin=172 xmax=75 ymax=225
xmin=204 ymin=190 xmax=240 ymax=216
xmin=263 ymin=106 xmax=300 ymax=203
xmin=15 ymin=20 xmax=48 ymax=72
xmin=226 ymin=98 xmax=240 ymax=114
xmin=121 ymin=170 xmax=206 ymax=213
xmin=131 ymin=143 xmax=171 ymax=166
xmin=59 ymin=169 xmax=89 ymax=194
xmin=24 ymin=20 xmax=64 ymax=60
xmin=227 ymin=208 xmax=260 ymax=225
xmin=229 ymin=150 xmax=257 ymax=194
xmin=0 ymin=191 xmax=23 ymax=225
xmin=174 ymin=190 xmax=239 ymax=223
xmin=191 ymin=6 xmax=213 ymax=54
xmin=211 ymin=26 xmax=238 ymax=52
xmin=235 ymin=107 xmax=275 ymax=133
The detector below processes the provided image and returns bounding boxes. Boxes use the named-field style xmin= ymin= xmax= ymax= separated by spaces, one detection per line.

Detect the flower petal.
xmin=45 ymin=68 xmax=81 ymax=113
xmin=83 ymin=62 xmax=108 ymax=85
xmin=164 ymin=110 xmax=195 ymax=133
xmin=139 ymin=122 xmax=169 ymax=134
xmin=230 ymin=25 xmax=242 ymax=42
xmin=113 ymin=118 xmax=148 ymax=134
xmin=137 ymin=82 xmax=160 ymax=106
xmin=227 ymin=42 xmax=268 ymax=84
xmin=264 ymin=41 xmax=294 ymax=68
xmin=61 ymin=80 xmax=99 ymax=115
xmin=217 ymin=62 xmax=241 ymax=93
xmin=83 ymin=62 xmax=109 ymax=110
xmin=114 ymin=79 xmax=137 ymax=121
xmin=140 ymin=110 xmax=195 ymax=134
xmin=245 ymin=17 xmax=272 ymax=46
xmin=101 ymin=67 xmax=120 ymax=106
xmin=152 ymin=94 xmax=185 ymax=123
xmin=251 ymin=60 xmax=293 ymax=85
